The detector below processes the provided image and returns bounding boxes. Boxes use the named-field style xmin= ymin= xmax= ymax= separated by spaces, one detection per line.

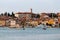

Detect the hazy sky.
xmin=0 ymin=0 xmax=60 ymax=13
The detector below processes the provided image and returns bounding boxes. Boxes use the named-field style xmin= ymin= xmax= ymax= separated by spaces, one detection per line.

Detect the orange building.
xmin=0 ymin=16 xmax=10 ymax=27
xmin=0 ymin=19 xmax=5 ymax=26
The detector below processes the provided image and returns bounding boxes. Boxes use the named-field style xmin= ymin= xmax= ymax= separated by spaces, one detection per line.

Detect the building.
xmin=15 ymin=9 xmax=33 ymax=21
xmin=0 ymin=16 xmax=9 ymax=27
xmin=8 ymin=18 xmax=16 ymax=28
xmin=15 ymin=12 xmax=32 ymax=19
xmin=0 ymin=19 xmax=6 ymax=27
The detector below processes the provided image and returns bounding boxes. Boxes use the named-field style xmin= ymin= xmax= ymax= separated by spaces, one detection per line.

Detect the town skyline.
xmin=0 ymin=0 xmax=60 ymax=13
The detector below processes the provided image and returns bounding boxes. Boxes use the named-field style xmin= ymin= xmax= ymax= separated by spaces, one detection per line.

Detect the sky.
xmin=0 ymin=0 xmax=60 ymax=14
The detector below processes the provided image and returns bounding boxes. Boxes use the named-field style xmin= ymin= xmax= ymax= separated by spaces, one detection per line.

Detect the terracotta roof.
xmin=16 ymin=12 xmax=32 ymax=14
xmin=0 ymin=16 xmax=10 ymax=20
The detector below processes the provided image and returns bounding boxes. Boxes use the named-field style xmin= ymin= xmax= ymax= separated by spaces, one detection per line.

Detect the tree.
xmin=48 ymin=13 xmax=58 ymax=18
xmin=8 ymin=13 xmax=11 ymax=16
xmin=11 ymin=12 xmax=15 ymax=17
xmin=4 ymin=12 xmax=8 ymax=16
xmin=35 ymin=14 xmax=40 ymax=18
xmin=1 ymin=13 xmax=4 ymax=16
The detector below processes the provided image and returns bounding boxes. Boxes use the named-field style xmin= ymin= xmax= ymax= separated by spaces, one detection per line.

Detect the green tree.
xmin=35 ymin=14 xmax=40 ymax=18
xmin=8 ymin=13 xmax=11 ymax=16
xmin=4 ymin=12 xmax=8 ymax=16
xmin=48 ymin=13 xmax=58 ymax=18
xmin=1 ymin=13 xmax=4 ymax=16
xmin=11 ymin=12 xmax=15 ymax=17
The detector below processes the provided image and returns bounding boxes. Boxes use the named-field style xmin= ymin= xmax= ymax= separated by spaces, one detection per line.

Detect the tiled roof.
xmin=0 ymin=16 xmax=10 ymax=20
xmin=16 ymin=12 xmax=32 ymax=14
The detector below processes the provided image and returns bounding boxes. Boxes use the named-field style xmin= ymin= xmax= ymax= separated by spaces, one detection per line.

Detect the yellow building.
xmin=48 ymin=19 xmax=55 ymax=25
xmin=0 ymin=20 xmax=6 ymax=26
xmin=30 ymin=21 xmax=38 ymax=26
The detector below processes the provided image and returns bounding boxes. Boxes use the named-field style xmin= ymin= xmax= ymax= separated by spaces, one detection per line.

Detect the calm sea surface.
xmin=0 ymin=26 xmax=60 ymax=40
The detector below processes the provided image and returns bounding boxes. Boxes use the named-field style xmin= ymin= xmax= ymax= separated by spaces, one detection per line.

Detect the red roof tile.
xmin=16 ymin=12 xmax=32 ymax=14
xmin=0 ymin=16 xmax=10 ymax=20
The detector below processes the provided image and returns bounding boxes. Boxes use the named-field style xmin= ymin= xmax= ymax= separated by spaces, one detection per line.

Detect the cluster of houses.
xmin=0 ymin=9 xmax=60 ymax=28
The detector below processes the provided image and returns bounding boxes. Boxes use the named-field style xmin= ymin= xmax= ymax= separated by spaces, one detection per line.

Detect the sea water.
xmin=0 ymin=26 xmax=60 ymax=40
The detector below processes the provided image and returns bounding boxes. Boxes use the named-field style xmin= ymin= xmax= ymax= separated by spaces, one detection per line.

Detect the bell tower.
xmin=30 ymin=8 xmax=32 ymax=13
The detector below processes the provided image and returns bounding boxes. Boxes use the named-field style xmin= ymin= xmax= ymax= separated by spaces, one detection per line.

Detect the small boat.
xmin=43 ymin=28 xmax=46 ymax=30
xmin=42 ymin=24 xmax=47 ymax=30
